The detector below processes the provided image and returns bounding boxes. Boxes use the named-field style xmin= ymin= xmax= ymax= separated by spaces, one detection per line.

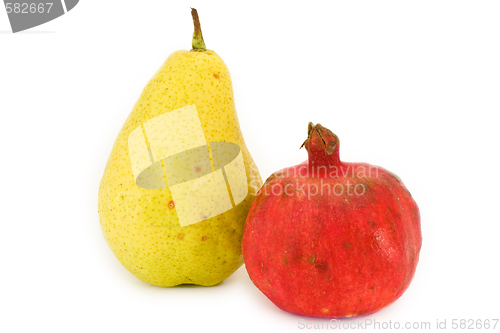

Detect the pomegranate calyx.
xmin=301 ymin=123 xmax=342 ymax=172
xmin=301 ymin=122 xmax=338 ymax=155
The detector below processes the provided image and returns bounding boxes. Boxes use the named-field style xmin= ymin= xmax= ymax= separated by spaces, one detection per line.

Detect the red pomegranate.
xmin=242 ymin=123 xmax=422 ymax=318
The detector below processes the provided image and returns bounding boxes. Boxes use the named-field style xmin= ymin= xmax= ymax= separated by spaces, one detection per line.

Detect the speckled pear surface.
xmin=98 ymin=27 xmax=262 ymax=286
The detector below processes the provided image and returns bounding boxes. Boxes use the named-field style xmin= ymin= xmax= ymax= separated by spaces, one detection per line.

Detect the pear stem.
xmin=191 ymin=8 xmax=206 ymax=51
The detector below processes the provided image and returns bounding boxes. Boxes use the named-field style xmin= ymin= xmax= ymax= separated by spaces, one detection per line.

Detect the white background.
xmin=1 ymin=1 xmax=499 ymax=332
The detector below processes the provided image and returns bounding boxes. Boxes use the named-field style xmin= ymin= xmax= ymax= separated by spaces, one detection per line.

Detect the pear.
xmin=98 ymin=9 xmax=262 ymax=287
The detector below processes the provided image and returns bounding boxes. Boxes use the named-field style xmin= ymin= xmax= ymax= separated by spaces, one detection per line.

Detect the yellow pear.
xmin=98 ymin=9 xmax=262 ymax=287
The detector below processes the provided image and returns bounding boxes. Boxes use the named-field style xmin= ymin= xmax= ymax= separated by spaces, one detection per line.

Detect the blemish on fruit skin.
xmin=321 ymin=308 xmax=329 ymax=314
xmin=308 ymin=256 xmax=316 ymax=264
xmin=314 ymin=261 xmax=328 ymax=271
xmin=283 ymin=257 xmax=288 ymax=265
xmin=343 ymin=243 xmax=352 ymax=248
xmin=194 ymin=166 xmax=202 ymax=173
xmin=201 ymin=236 xmax=208 ymax=241
xmin=177 ymin=233 xmax=185 ymax=240
xmin=200 ymin=211 xmax=212 ymax=220
xmin=168 ymin=200 xmax=175 ymax=209
xmin=213 ymin=73 xmax=220 ymax=79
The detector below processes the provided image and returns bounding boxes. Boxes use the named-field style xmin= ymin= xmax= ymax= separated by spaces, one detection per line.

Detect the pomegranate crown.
xmin=301 ymin=122 xmax=339 ymax=155
xmin=300 ymin=122 xmax=341 ymax=167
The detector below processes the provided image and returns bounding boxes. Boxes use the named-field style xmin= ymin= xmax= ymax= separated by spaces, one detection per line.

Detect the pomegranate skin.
xmin=242 ymin=123 xmax=422 ymax=318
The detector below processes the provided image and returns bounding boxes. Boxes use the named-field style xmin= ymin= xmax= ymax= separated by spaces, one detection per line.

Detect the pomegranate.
xmin=242 ymin=123 xmax=422 ymax=318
